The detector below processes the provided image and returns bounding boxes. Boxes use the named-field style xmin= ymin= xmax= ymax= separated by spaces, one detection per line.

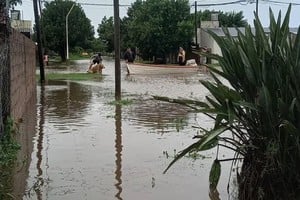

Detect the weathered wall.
xmin=9 ymin=29 xmax=37 ymax=199
xmin=12 ymin=93 xmax=36 ymax=199
xmin=10 ymin=29 xmax=36 ymax=121
xmin=200 ymin=29 xmax=221 ymax=64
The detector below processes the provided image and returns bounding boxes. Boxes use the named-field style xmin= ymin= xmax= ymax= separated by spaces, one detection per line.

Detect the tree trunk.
xmin=60 ymin=48 xmax=66 ymax=62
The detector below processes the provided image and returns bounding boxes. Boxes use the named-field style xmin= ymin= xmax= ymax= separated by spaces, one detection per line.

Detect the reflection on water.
xmin=114 ymin=104 xmax=123 ymax=200
xmin=35 ymin=84 xmax=45 ymax=200
xmin=19 ymin=58 xmax=232 ymax=200
xmin=45 ymin=80 xmax=92 ymax=122
xmin=126 ymin=99 xmax=191 ymax=133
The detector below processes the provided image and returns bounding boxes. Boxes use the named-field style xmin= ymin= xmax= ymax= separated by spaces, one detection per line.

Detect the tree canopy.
xmin=194 ymin=9 xmax=248 ymax=27
xmin=97 ymin=16 xmax=115 ymax=53
xmin=40 ymin=0 xmax=94 ymax=61
xmin=122 ymin=0 xmax=193 ymax=61
xmin=8 ymin=0 xmax=22 ymax=7
xmin=96 ymin=1 xmax=248 ymax=61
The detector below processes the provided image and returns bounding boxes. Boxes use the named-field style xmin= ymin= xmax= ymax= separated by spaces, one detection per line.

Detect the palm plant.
xmin=162 ymin=5 xmax=300 ymax=200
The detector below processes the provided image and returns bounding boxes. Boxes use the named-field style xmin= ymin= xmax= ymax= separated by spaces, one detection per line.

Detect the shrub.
xmin=164 ymin=5 xmax=300 ymax=200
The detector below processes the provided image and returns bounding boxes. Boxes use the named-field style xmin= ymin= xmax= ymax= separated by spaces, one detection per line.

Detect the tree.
xmin=40 ymin=0 xmax=94 ymax=61
xmin=90 ymin=38 xmax=106 ymax=53
xmin=97 ymin=16 xmax=114 ymax=53
xmin=193 ymin=9 xmax=248 ymax=27
xmin=0 ymin=0 xmax=21 ymax=19
xmin=219 ymin=11 xmax=247 ymax=27
xmin=123 ymin=0 xmax=193 ymax=61
xmin=8 ymin=0 xmax=22 ymax=7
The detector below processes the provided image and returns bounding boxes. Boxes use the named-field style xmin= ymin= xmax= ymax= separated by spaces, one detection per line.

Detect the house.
xmin=195 ymin=14 xmax=299 ymax=64
xmin=10 ymin=10 xmax=32 ymax=38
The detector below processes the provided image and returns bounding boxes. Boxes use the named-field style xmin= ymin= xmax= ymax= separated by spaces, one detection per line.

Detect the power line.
xmin=78 ymin=3 xmax=131 ymax=7
xmin=265 ymin=0 xmax=300 ymax=5
xmin=191 ymin=0 xmax=300 ymax=6
xmin=191 ymin=0 xmax=245 ymax=7
xmin=39 ymin=0 xmax=130 ymax=7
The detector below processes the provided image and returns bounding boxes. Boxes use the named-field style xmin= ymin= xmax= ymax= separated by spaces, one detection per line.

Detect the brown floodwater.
xmin=18 ymin=57 xmax=236 ymax=200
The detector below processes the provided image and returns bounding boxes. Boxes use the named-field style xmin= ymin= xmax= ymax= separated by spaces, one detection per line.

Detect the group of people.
xmin=87 ymin=52 xmax=105 ymax=73
xmin=123 ymin=46 xmax=190 ymax=66
xmin=87 ymin=48 xmax=136 ymax=73
xmin=86 ymin=46 xmax=207 ymax=73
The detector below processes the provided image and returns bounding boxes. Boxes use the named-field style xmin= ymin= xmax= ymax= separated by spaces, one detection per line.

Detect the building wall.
xmin=200 ymin=29 xmax=221 ymax=64
xmin=12 ymin=93 xmax=36 ymax=199
xmin=10 ymin=29 xmax=36 ymax=121
xmin=11 ymin=20 xmax=32 ymax=33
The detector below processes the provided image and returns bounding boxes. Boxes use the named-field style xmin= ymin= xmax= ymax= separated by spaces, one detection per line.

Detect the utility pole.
xmin=255 ymin=0 xmax=259 ymax=15
xmin=114 ymin=0 xmax=121 ymax=101
xmin=194 ymin=1 xmax=197 ymax=46
xmin=66 ymin=3 xmax=75 ymax=61
xmin=33 ymin=0 xmax=45 ymax=82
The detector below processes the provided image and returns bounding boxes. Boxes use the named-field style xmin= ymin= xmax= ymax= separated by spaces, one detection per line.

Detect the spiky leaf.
xmin=209 ymin=159 xmax=221 ymax=190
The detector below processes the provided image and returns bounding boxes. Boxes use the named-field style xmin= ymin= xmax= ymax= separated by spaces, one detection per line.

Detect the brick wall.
xmin=12 ymin=93 xmax=36 ymax=199
xmin=10 ymin=29 xmax=36 ymax=121
xmin=7 ymin=29 xmax=37 ymax=198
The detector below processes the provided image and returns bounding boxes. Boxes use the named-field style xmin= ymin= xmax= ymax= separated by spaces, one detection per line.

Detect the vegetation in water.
xmin=37 ymin=73 xmax=103 ymax=81
xmin=108 ymin=99 xmax=133 ymax=106
xmin=0 ymin=118 xmax=21 ymax=200
xmin=160 ymin=5 xmax=300 ymax=200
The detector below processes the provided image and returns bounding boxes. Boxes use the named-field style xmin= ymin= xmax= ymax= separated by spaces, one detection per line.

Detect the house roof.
xmin=202 ymin=27 xmax=299 ymax=36
xmin=290 ymin=28 xmax=299 ymax=34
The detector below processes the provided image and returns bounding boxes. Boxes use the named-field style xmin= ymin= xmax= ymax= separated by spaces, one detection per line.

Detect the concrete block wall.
xmin=10 ymin=29 xmax=36 ymax=121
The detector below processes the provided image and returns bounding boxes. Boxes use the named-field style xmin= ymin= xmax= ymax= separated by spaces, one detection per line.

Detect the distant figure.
xmin=43 ymin=54 xmax=49 ymax=66
xmin=200 ymin=46 xmax=208 ymax=65
xmin=124 ymin=48 xmax=135 ymax=63
xmin=178 ymin=47 xmax=186 ymax=65
xmin=200 ymin=47 xmax=209 ymax=73
xmin=87 ymin=52 xmax=104 ymax=73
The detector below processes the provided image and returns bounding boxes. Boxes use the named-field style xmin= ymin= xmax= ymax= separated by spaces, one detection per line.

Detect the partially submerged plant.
xmin=162 ymin=5 xmax=300 ymax=200
xmin=0 ymin=118 xmax=20 ymax=200
xmin=0 ymin=118 xmax=20 ymax=167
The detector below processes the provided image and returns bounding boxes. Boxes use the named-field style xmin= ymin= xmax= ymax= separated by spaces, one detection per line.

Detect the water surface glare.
xmin=23 ymin=58 xmax=233 ymax=200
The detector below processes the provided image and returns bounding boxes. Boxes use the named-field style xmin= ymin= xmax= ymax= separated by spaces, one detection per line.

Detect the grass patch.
xmin=0 ymin=118 xmax=20 ymax=167
xmin=37 ymin=73 xmax=104 ymax=81
xmin=69 ymin=54 xmax=90 ymax=60
xmin=108 ymin=99 xmax=133 ymax=106
xmin=0 ymin=118 xmax=21 ymax=200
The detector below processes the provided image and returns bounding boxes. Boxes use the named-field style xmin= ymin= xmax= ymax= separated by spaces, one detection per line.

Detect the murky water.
xmin=19 ymin=57 xmax=235 ymax=200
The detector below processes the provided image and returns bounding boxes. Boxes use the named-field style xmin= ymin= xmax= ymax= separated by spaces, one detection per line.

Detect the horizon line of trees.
xmin=37 ymin=0 xmax=248 ymax=61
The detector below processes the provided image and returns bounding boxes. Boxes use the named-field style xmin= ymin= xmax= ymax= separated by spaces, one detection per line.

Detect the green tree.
xmin=90 ymin=38 xmax=106 ymax=53
xmin=123 ymin=0 xmax=193 ymax=61
xmin=97 ymin=16 xmax=114 ymax=53
xmin=8 ymin=0 xmax=22 ymax=7
xmin=40 ymin=0 xmax=94 ymax=61
xmin=193 ymin=10 xmax=247 ymax=27
xmin=219 ymin=11 xmax=247 ymax=27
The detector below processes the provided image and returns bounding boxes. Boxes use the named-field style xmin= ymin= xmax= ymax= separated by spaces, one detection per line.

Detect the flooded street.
xmin=20 ymin=57 xmax=234 ymax=200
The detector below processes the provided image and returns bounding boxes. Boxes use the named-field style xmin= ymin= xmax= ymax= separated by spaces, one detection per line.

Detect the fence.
xmin=0 ymin=3 xmax=37 ymax=137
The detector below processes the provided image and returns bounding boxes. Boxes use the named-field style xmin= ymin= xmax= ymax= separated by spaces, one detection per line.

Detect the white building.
xmin=196 ymin=20 xmax=298 ymax=64
xmin=10 ymin=10 xmax=32 ymax=38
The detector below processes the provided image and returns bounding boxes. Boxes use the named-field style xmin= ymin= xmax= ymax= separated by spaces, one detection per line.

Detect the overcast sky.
xmin=15 ymin=0 xmax=300 ymax=34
